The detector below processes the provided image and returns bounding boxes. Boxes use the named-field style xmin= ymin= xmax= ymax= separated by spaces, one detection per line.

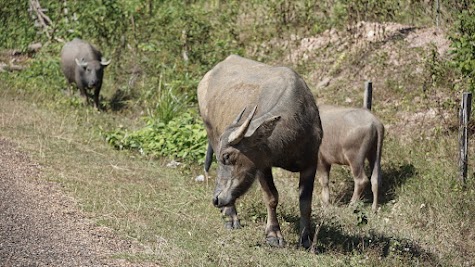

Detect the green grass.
xmin=2 ymin=81 xmax=474 ymax=266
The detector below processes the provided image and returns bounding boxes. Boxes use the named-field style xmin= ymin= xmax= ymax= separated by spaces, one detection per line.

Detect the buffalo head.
xmin=75 ymin=57 xmax=110 ymax=89
xmin=212 ymin=105 xmax=281 ymax=208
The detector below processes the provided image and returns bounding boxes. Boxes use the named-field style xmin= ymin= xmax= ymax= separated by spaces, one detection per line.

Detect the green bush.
xmin=450 ymin=4 xmax=475 ymax=93
xmin=105 ymin=111 xmax=208 ymax=164
xmin=5 ymin=44 xmax=65 ymax=95
xmin=0 ymin=0 xmax=38 ymax=50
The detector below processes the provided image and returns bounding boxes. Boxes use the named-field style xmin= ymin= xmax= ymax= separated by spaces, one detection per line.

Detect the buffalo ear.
xmin=244 ymin=115 xmax=281 ymax=143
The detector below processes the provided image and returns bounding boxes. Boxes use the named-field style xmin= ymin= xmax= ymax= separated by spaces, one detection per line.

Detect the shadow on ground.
xmin=314 ymin=221 xmax=438 ymax=264
xmin=107 ymin=89 xmax=133 ymax=112
xmin=379 ymin=163 xmax=416 ymax=204
xmin=333 ymin=163 xmax=416 ymax=207
xmin=280 ymin=213 xmax=438 ymax=265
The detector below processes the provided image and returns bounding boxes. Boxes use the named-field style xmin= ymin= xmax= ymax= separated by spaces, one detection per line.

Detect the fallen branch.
xmin=27 ymin=42 xmax=43 ymax=53
xmin=0 ymin=43 xmax=43 ymax=57
xmin=0 ymin=63 xmax=26 ymax=72
xmin=29 ymin=0 xmax=53 ymax=40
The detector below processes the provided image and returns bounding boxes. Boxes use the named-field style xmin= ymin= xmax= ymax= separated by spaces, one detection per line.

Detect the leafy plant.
xmin=450 ymin=5 xmax=475 ymax=93
xmin=0 ymin=0 xmax=38 ymax=50
xmin=353 ymin=203 xmax=369 ymax=228
xmin=105 ymin=111 xmax=208 ymax=164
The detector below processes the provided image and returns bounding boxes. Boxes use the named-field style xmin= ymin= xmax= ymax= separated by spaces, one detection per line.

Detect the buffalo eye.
xmin=222 ymin=153 xmax=231 ymax=165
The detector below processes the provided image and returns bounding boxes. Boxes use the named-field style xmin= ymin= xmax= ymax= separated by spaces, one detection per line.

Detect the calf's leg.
xmin=349 ymin=161 xmax=370 ymax=205
xmin=368 ymin=153 xmax=381 ymax=212
xmin=78 ymin=85 xmax=89 ymax=105
xmin=317 ymin=159 xmax=331 ymax=207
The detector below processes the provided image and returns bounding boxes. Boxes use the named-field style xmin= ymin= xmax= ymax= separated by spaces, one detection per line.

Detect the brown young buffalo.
xmin=317 ymin=105 xmax=384 ymax=211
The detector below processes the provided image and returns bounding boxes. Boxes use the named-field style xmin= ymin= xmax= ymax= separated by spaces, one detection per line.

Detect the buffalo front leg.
xmin=93 ymin=85 xmax=101 ymax=110
xmin=258 ymin=168 xmax=284 ymax=247
xmin=221 ymin=205 xmax=241 ymax=229
xmin=299 ymin=165 xmax=317 ymax=249
xmin=77 ymin=85 xmax=89 ymax=106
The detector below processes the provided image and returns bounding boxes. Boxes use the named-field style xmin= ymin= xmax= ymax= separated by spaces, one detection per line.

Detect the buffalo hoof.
xmin=266 ymin=236 xmax=285 ymax=247
xmin=299 ymin=231 xmax=313 ymax=249
xmin=224 ymin=219 xmax=241 ymax=230
xmin=372 ymin=204 xmax=379 ymax=213
xmin=300 ymin=238 xmax=312 ymax=250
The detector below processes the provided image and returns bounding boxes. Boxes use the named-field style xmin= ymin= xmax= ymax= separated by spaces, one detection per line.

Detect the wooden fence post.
xmin=459 ymin=92 xmax=472 ymax=184
xmin=435 ymin=0 xmax=440 ymax=28
xmin=364 ymin=81 xmax=372 ymax=110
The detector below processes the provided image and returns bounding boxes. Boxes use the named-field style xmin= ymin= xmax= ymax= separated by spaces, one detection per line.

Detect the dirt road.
xmin=0 ymin=138 xmax=148 ymax=266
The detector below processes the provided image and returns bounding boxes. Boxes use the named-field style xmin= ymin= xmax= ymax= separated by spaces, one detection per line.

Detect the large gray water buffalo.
xmin=60 ymin=38 xmax=110 ymax=109
xmin=198 ymin=55 xmax=323 ymax=248
xmin=317 ymin=105 xmax=384 ymax=211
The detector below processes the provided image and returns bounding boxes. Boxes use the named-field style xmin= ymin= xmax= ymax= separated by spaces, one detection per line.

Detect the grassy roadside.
xmin=2 ymin=78 xmax=474 ymax=267
xmin=0 ymin=91 xmax=325 ymax=265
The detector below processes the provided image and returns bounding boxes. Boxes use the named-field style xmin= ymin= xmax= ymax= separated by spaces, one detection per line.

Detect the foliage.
xmin=450 ymin=3 xmax=475 ymax=93
xmin=152 ymin=83 xmax=188 ymax=125
xmin=4 ymin=43 xmax=66 ymax=100
xmin=0 ymin=0 xmax=38 ymax=50
xmin=353 ymin=203 xmax=369 ymax=228
xmin=105 ymin=111 xmax=208 ymax=164
xmin=0 ymin=0 xmax=464 ymax=164
xmin=421 ymin=43 xmax=457 ymax=99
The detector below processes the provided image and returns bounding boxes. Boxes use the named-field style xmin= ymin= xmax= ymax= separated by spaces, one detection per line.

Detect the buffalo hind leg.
xmin=299 ymin=165 xmax=317 ymax=249
xmin=349 ymin=161 xmax=370 ymax=206
xmin=368 ymin=153 xmax=381 ymax=212
xmin=317 ymin=159 xmax=331 ymax=208
xmin=258 ymin=168 xmax=283 ymax=247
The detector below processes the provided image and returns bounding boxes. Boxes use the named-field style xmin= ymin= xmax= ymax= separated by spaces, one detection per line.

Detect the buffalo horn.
xmin=100 ymin=57 xmax=111 ymax=66
xmin=74 ymin=58 xmax=88 ymax=67
xmin=232 ymin=107 xmax=247 ymax=125
xmin=228 ymin=105 xmax=258 ymax=145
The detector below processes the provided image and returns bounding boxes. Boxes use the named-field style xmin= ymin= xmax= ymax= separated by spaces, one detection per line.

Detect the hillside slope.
xmin=260 ymin=22 xmax=457 ymax=140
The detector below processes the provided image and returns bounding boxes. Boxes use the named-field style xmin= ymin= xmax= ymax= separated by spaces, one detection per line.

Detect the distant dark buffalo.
xmin=317 ymin=105 xmax=384 ymax=211
xmin=60 ymin=38 xmax=110 ymax=109
xmin=198 ymin=55 xmax=323 ymax=248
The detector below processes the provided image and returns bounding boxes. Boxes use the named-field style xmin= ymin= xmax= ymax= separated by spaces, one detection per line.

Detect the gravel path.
xmin=0 ymin=138 xmax=148 ymax=267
